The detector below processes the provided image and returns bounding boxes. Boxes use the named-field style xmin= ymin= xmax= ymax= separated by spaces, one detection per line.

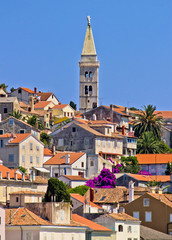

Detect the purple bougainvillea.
xmin=86 ymin=167 xmax=116 ymax=188
xmin=138 ymin=170 xmax=152 ymax=176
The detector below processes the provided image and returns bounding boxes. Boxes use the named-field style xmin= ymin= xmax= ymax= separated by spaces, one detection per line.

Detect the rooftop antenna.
xmin=87 ymin=16 xmax=91 ymax=26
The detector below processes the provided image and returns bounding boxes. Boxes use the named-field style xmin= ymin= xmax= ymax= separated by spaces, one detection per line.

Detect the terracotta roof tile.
xmin=33 ymin=176 xmax=48 ymax=184
xmin=20 ymin=87 xmax=35 ymax=94
xmin=127 ymin=173 xmax=170 ymax=182
xmin=63 ymin=175 xmax=87 ymax=181
xmin=103 ymin=105 xmax=130 ymax=117
xmin=71 ymin=193 xmax=102 ymax=209
xmin=72 ymin=214 xmax=111 ymax=231
xmin=19 ymin=101 xmax=28 ymax=108
xmin=6 ymin=207 xmax=52 ymax=226
xmin=155 ymin=111 xmax=172 ymax=119
xmin=34 ymin=101 xmax=52 ymax=109
xmin=0 ymin=165 xmax=25 ymax=180
xmin=137 ymin=154 xmax=172 ymax=165
xmin=44 ymin=148 xmax=53 ymax=156
xmin=109 ymin=212 xmax=139 ymax=221
xmin=146 ymin=193 xmax=172 ymax=208
xmin=52 ymin=104 xmax=68 ymax=109
xmin=37 ymin=92 xmax=53 ymax=101
xmin=9 ymin=133 xmax=31 ymax=143
xmin=44 ymin=152 xmax=85 ymax=165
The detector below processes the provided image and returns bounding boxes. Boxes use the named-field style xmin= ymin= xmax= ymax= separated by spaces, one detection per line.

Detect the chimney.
xmin=110 ymin=104 xmax=113 ymax=122
xmin=129 ymin=180 xmax=134 ymax=202
xmin=22 ymin=173 xmax=25 ymax=181
xmin=52 ymin=144 xmax=56 ymax=156
xmin=0 ymin=160 xmax=3 ymax=165
xmin=90 ymin=188 xmax=94 ymax=202
xmin=7 ymin=172 xmax=10 ymax=180
xmin=0 ymin=171 xmax=2 ymax=180
xmin=29 ymin=96 xmax=34 ymax=112
xmin=125 ymin=107 xmax=129 ymax=114
xmin=92 ymin=114 xmax=97 ymax=121
xmin=14 ymin=172 xmax=17 ymax=181
xmin=122 ymin=125 xmax=125 ymax=135
xmin=34 ymin=87 xmax=37 ymax=93
xmin=149 ymin=187 xmax=156 ymax=194
xmin=65 ymin=154 xmax=70 ymax=164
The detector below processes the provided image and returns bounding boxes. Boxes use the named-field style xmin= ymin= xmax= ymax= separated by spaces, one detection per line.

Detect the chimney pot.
xmin=7 ymin=172 xmax=10 ymax=180
xmin=0 ymin=171 xmax=2 ymax=180
xmin=34 ymin=87 xmax=37 ymax=93
xmin=14 ymin=172 xmax=17 ymax=181
xmin=129 ymin=180 xmax=134 ymax=202
xmin=65 ymin=154 xmax=70 ymax=164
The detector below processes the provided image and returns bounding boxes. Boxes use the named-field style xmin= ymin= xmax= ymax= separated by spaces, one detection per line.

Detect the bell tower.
xmin=79 ymin=16 xmax=99 ymax=113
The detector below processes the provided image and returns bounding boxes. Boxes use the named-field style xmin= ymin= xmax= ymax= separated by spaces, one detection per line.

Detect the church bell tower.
xmin=79 ymin=16 xmax=99 ymax=113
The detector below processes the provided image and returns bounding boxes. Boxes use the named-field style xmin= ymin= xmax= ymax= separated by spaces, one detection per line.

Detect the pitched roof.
xmin=34 ymin=101 xmax=52 ymax=109
xmin=140 ymin=225 xmax=172 ymax=240
xmin=0 ymin=164 xmax=26 ymax=180
xmin=127 ymin=173 xmax=170 ymax=182
xmin=82 ymin=23 xmax=96 ymax=55
xmin=63 ymin=175 xmax=87 ymax=181
xmin=72 ymin=214 xmax=111 ymax=231
xmin=103 ymin=105 xmax=130 ymax=117
xmin=136 ymin=154 xmax=172 ymax=165
xmin=109 ymin=212 xmax=139 ymax=221
xmin=20 ymin=87 xmax=35 ymax=94
xmin=146 ymin=192 xmax=172 ymax=208
xmin=44 ymin=152 xmax=85 ymax=165
xmin=155 ymin=111 xmax=172 ymax=119
xmin=6 ymin=207 xmax=52 ymax=226
xmin=71 ymin=193 xmax=102 ymax=209
xmin=9 ymin=133 xmax=31 ymax=143
xmin=44 ymin=148 xmax=53 ymax=156
xmin=52 ymin=104 xmax=68 ymax=109
xmin=37 ymin=92 xmax=52 ymax=100
xmin=19 ymin=101 xmax=28 ymax=108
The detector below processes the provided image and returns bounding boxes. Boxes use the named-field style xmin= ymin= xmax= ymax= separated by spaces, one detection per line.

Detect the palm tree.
xmin=0 ymin=83 xmax=8 ymax=93
xmin=10 ymin=110 xmax=22 ymax=119
xmin=137 ymin=131 xmax=161 ymax=154
xmin=25 ymin=115 xmax=44 ymax=130
xmin=134 ymin=104 xmax=164 ymax=140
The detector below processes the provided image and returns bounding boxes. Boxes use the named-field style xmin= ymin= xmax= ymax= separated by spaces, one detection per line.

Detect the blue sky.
xmin=0 ymin=1 xmax=172 ymax=110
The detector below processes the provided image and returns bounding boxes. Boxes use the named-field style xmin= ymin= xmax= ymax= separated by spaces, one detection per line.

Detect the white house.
xmin=43 ymin=152 xmax=87 ymax=178
xmin=58 ymin=175 xmax=87 ymax=188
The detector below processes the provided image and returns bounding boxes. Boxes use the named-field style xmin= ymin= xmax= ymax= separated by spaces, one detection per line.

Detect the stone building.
xmin=79 ymin=16 xmax=99 ymax=113
xmin=9 ymin=87 xmax=36 ymax=104
xmin=0 ymin=97 xmax=20 ymax=121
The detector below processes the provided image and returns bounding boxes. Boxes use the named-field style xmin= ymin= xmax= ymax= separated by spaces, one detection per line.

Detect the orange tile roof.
xmin=136 ymin=154 xmax=172 ymax=165
xmin=9 ymin=133 xmax=30 ymax=143
xmin=52 ymin=104 xmax=68 ymax=109
xmin=44 ymin=152 xmax=85 ymax=165
xmin=44 ymin=148 xmax=53 ymax=156
xmin=20 ymin=87 xmax=35 ymax=94
xmin=6 ymin=207 xmax=52 ymax=226
xmin=37 ymin=92 xmax=53 ymax=101
xmin=34 ymin=101 xmax=52 ymax=109
xmin=72 ymin=214 xmax=111 ymax=231
xmin=155 ymin=111 xmax=172 ymax=119
xmin=63 ymin=175 xmax=87 ymax=181
xmin=9 ymin=191 xmax=44 ymax=196
xmin=146 ymin=193 xmax=172 ymax=208
xmin=103 ymin=105 xmax=130 ymax=117
xmin=127 ymin=173 xmax=170 ymax=182
xmin=71 ymin=193 xmax=102 ymax=209
xmin=109 ymin=212 xmax=139 ymax=221
xmin=19 ymin=101 xmax=28 ymax=108
xmin=0 ymin=165 xmax=25 ymax=180
xmin=33 ymin=176 xmax=48 ymax=184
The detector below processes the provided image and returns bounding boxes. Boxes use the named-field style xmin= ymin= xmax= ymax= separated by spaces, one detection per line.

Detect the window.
xmin=85 ymin=72 xmax=88 ymax=78
xmin=89 ymin=72 xmax=93 ymax=78
xmin=58 ymin=138 xmax=64 ymax=146
xmin=0 ymin=130 xmax=4 ymax=135
xmin=133 ymin=211 xmax=139 ymax=219
xmin=36 ymin=157 xmax=39 ymax=164
xmin=4 ymin=108 xmax=8 ymax=113
xmin=16 ymin=197 xmax=19 ymax=202
xmin=70 ymin=141 xmax=73 ymax=146
xmin=90 ymin=160 xmax=94 ymax=166
xmin=9 ymin=118 xmax=14 ymax=126
xmin=18 ymin=89 xmax=21 ymax=93
xmin=117 ymin=142 xmax=121 ymax=148
xmin=85 ymin=85 xmax=88 ymax=95
xmin=103 ymin=163 xmax=106 ymax=168
xmin=114 ymin=140 xmax=117 ymax=148
xmin=92 ymin=102 xmax=97 ymax=108
xmin=26 ymin=232 xmax=33 ymax=240
xmin=81 ymin=162 xmax=84 ymax=167
xmin=118 ymin=225 xmax=123 ymax=232
xmin=128 ymin=239 xmax=132 ymax=240
xmin=108 ymin=140 xmax=111 ymax=147
xmin=128 ymin=226 xmax=132 ymax=233
xmin=72 ymin=127 xmax=76 ymax=132
xmin=22 ymin=155 xmax=25 ymax=163
xmin=22 ymin=145 xmax=25 ymax=149
xmin=89 ymin=85 xmax=92 ymax=95
xmin=30 ymin=143 xmax=33 ymax=150
xmin=30 ymin=156 xmax=33 ymax=163
xmin=145 ymin=211 xmax=152 ymax=222
xmin=36 ymin=146 xmax=39 ymax=151
xmin=20 ymin=129 xmax=25 ymax=134
xmin=97 ymin=139 xmax=101 ymax=146
xmin=143 ymin=198 xmax=150 ymax=207
xmin=55 ymin=173 xmax=58 ymax=178
xmin=170 ymin=214 xmax=172 ymax=222
xmin=9 ymin=154 xmax=14 ymax=162
xmin=0 ymin=140 xmax=3 ymax=148
xmin=103 ymin=140 xmax=106 ymax=147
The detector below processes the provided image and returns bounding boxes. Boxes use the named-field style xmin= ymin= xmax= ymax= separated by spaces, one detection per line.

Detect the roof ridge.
xmin=6 ymin=207 xmax=21 ymax=224
xmin=24 ymin=208 xmax=41 ymax=225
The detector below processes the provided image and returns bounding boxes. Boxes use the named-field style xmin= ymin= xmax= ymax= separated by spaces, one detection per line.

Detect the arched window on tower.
xmin=118 ymin=225 xmax=123 ymax=232
xmin=89 ymin=86 xmax=92 ymax=95
xmin=85 ymin=72 xmax=88 ymax=78
xmin=85 ymin=86 xmax=88 ymax=95
xmin=89 ymin=72 xmax=93 ymax=78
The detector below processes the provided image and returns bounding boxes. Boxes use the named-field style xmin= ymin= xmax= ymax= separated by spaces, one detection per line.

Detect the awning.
xmin=33 ymin=167 xmax=50 ymax=173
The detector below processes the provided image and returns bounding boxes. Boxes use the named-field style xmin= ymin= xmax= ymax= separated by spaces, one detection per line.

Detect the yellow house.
xmin=52 ymin=104 xmax=75 ymax=118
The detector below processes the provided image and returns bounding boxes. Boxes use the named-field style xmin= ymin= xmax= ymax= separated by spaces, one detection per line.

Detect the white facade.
xmin=58 ymin=176 xmax=87 ymax=188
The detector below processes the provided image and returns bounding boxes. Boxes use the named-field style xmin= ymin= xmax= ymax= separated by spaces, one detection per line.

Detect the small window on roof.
xmin=100 ymin=196 xmax=106 ymax=201
xmin=9 ymin=118 xmax=14 ymax=126
xmin=18 ymin=89 xmax=21 ymax=94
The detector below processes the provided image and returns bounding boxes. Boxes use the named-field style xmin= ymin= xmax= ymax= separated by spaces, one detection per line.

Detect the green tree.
xmin=18 ymin=166 xmax=27 ymax=174
xmin=25 ymin=115 xmax=44 ymax=130
xmin=10 ymin=110 xmax=22 ymax=119
xmin=68 ymin=185 xmax=89 ymax=196
xmin=10 ymin=87 xmax=16 ymax=92
xmin=137 ymin=132 xmax=161 ymax=154
xmin=134 ymin=104 xmax=164 ymax=140
xmin=40 ymin=132 xmax=51 ymax=146
xmin=69 ymin=101 xmax=77 ymax=111
xmin=121 ymin=156 xmax=140 ymax=174
xmin=0 ymin=83 xmax=8 ymax=93
xmin=165 ymin=162 xmax=172 ymax=175
xmin=44 ymin=178 xmax=70 ymax=202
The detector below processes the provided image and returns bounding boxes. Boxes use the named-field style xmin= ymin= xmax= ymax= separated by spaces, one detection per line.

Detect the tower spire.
xmin=82 ymin=16 xmax=96 ymax=56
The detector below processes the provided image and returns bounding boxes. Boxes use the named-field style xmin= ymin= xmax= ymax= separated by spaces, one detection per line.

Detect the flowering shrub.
xmin=86 ymin=167 xmax=116 ymax=188
xmin=138 ymin=170 xmax=152 ymax=175
xmin=112 ymin=163 xmax=122 ymax=173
